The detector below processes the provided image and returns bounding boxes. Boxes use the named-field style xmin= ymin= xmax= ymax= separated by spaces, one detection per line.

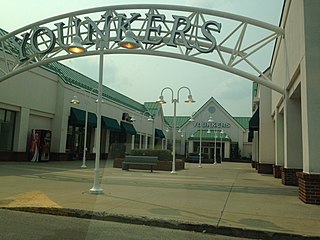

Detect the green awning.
xmin=121 ymin=121 xmax=137 ymax=135
xmin=155 ymin=128 xmax=165 ymax=138
xmin=189 ymin=130 xmax=230 ymax=141
xmin=102 ymin=116 xmax=121 ymax=131
xmin=248 ymin=108 xmax=259 ymax=142
xmin=249 ymin=108 xmax=259 ymax=130
xmin=69 ymin=108 xmax=97 ymax=128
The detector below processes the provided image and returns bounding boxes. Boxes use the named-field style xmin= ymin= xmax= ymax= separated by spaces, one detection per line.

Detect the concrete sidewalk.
xmin=0 ymin=160 xmax=319 ymax=239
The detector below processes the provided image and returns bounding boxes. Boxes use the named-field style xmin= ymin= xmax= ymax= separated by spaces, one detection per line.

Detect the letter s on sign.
xmin=195 ymin=21 xmax=222 ymax=53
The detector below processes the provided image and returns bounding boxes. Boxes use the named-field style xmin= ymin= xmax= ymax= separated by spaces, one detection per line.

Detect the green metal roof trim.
xmin=233 ymin=117 xmax=250 ymax=129
xmin=164 ymin=116 xmax=190 ymax=129
xmin=189 ymin=130 xmax=231 ymax=141
xmin=45 ymin=62 xmax=147 ymax=113
xmin=0 ymin=29 xmax=19 ymax=55
xmin=144 ymin=102 xmax=160 ymax=117
xmin=0 ymin=29 xmax=33 ymax=56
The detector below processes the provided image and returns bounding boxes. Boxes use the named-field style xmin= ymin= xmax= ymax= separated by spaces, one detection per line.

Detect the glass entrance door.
xmin=209 ymin=147 xmax=215 ymax=161
xmin=202 ymin=147 xmax=215 ymax=162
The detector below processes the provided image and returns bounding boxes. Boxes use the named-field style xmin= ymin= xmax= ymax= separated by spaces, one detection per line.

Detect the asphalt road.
xmin=0 ymin=209 xmax=251 ymax=240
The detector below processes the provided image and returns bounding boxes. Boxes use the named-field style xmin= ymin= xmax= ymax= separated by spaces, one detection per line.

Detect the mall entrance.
xmin=195 ymin=142 xmax=224 ymax=163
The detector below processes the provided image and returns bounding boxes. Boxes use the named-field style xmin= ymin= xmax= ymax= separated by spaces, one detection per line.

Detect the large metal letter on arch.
xmin=0 ymin=4 xmax=284 ymax=93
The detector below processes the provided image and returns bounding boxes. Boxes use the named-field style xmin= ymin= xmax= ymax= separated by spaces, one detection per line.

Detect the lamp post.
xmin=208 ymin=116 xmax=217 ymax=164
xmin=68 ymin=30 xmax=139 ymax=194
xmin=220 ymin=129 xmax=224 ymax=163
xmin=189 ymin=114 xmax=215 ymax=167
xmin=151 ymin=116 xmax=155 ymax=149
xmin=165 ymin=127 xmax=169 ymax=150
xmin=189 ymin=115 xmax=202 ymax=168
xmin=70 ymin=88 xmax=99 ymax=168
xmin=156 ymin=87 xmax=195 ymax=173
xmin=214 ymin=131 xmax=217 ymax=164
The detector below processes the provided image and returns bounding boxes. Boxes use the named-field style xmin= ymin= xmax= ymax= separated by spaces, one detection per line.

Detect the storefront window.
xmin=134 ymin=134 xmax=140 ymax=149
xmin=66 ymin=125 xmax=86 ymax=159
xmin=0 ymin=109 xmax=16 ymax=151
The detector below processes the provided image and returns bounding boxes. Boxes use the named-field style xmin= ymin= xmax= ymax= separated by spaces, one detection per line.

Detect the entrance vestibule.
xmin=194 ymin=141 xmax=224 ymax=163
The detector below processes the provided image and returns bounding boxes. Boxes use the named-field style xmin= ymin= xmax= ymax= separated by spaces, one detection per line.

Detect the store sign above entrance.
xmin=194 ymin=121 xmax=231 ymax=129
xmin=0 ymin=4 xmax=284 ymax=93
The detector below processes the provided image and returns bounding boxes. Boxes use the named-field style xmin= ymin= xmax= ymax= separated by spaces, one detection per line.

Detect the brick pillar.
xmin=273 ymin=165 xmax=282 ymax=178
xmin=281 ymin=167 xmax=302 ymax=186
xmin=296 ymin=172 xmax=320 ymax=205
xmin=257 ymin=163 xmax=273 ymax=174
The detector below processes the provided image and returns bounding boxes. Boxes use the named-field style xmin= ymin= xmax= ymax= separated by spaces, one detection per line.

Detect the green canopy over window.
xmin=69 ymin=107 xmax=97 ymax=128
xmin=248 ymin=108 xmax=259 ymax=142
xmin=155 ymin=128 xmax=165 ymax=138
xmin=102 ymin=116 xmax=121 ymax=131
xmin=249 ymin=108 xmax=259 ymax=130
xmin=121 ymin=121 xmax=137 ymax=135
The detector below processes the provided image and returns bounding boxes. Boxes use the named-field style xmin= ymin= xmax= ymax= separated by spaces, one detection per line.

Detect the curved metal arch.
xmin=0 ymin=4 xmax=284 ymax=93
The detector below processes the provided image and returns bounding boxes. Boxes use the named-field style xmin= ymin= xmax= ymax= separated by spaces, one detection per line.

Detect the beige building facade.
xmin=251 ymin=0 xmax=320 ymax=204
xmin=0 ymin=60 xmax=169 ymax=161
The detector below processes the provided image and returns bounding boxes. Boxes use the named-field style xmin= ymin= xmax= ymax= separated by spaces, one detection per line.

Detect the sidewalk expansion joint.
xmin=216 ymin=171 xmax=239 ymax=229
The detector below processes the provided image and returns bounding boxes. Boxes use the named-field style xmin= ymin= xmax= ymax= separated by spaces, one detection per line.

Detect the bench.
xmin=187 ymin=153 xmax=202 ymax=163
xmin=122 ymin=155 xmax=158 ymax=172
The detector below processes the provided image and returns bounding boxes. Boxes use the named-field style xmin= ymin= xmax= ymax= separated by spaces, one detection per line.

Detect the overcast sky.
xmin=0 ymin=0 xmax=284 ymax=117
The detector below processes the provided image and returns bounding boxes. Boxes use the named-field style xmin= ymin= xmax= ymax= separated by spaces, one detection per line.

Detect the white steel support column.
xmin=152 ymin=121 xmax=155 ymax=149
xmin=172 ymin=99 xmax=177 ymax=173
xmin=214 ymin=131 xmax=217 ymax=164
xmin=144 ymin=134 xmax=148 ymax=149
xmin=82 ymin=109 xmax=88 ymax=168
xmin=90 ymin=42 xmax=104 ymax=194
xmin=188 ymin=140 xmax=194 ymax=154
xmin=199 ymin=124 xmax=202 ymax=167
xmin=225 ymin=141 xmax=230 ymax=159
xmin=131 ymin=135 xmax=135 ymax=150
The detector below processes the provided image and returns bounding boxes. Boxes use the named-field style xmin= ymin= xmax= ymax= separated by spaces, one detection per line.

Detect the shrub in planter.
xmin=130 ymin=149 xmax=172 ymax=161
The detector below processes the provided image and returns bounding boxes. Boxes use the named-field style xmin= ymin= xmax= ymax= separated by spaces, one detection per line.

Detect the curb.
xmin=1 ymin=207 xmax=319 ymax=240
